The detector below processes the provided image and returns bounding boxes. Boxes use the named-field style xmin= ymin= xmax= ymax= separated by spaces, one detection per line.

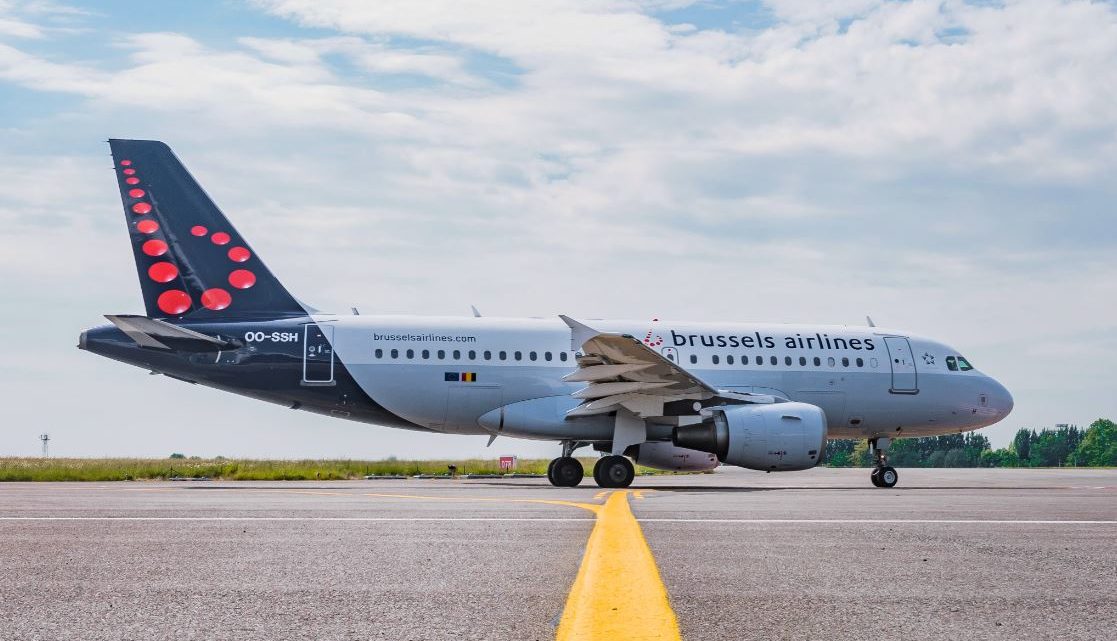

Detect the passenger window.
xmin=770 ymin=356 xmax=777 ymax=366
xmin=756 ymin=355 xmax=763 ymax=366
xmin=437 ymin=350 xmax=445 ymax=359
xmin=856 ymin=357 xmax=864 ymax=367
xmin=406 ymin=349 xmax=414 ymax=359
xmin=726 ymin=355 xmax=734 ymax=365
xmin=390 ymin=349 xmax=398 ymax=359
xmin=827 ymin=357 xmax=835 ymax=367
xmin=499 ymin=351 xmax=507 ymax=360
xmin=690 ymin=354 xmax=698 ymax=364
xmin=529 ymin=351 xmax=537 ymax=361
xmin=514 ymin=351 xmax=522 ymax=361
xmin=421 ymin=349 xmax=430 ymax=359
xmin=957 ymin=356 xmax=974 ymax=372
xmin=813 ymin=356 xmax=821 ymax=366
xmin=374 ymin=348 xmax=383 ymax=359
xmin=453 ymin=350 xmax=461 ymax=359
xmin=560 ymin=352 xmax=568 ymax=362
xmin=870 ymin=358 xmax=878 ymax=368
xmin=946 ymin=356 xmax=958 ymax=371
xmin=785 ymin=356 xmax=792 ymax=366
xmin=468 ymin=350 xmax=476 ymax=360
xmin=799 ymin=356 xmax=807 ymax=366
xmin=842 ymin=357 xmax=849 ymax=367
xmin=544 ymin=352 xmax=552 ymax=361
xmin=712 ymin=355 xmax=720 ymax=365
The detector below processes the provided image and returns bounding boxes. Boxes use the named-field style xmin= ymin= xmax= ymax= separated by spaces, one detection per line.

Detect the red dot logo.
xmin=211 ymin=232 xmax=231 ymax=245
xmin=128 ymin=188 xmax=146 ymax=198
xmin=201 ymin=288 xmax=232 ymax=311
xmin=125 ymin=177 xmax=140 ymax=185
xmin=132 ymin=202 xmax=152 ymax=215
xmin=142 ymin=239 xmax=168 ymax=256
xmin=228 ymin=269 xmax=256 ymax=289
xmin=120 ymin=160 xmax=132 ymax=166
xmin=157 ymin=290 xmax=191 ymax=315
xmin=136 ymin=219 xmax=159 ymax=234
xmin=123 ymin=168 xmax=136 ymax=176
xmin=148 ymin=262 xmax=178 ymax=283
xmin=227 ymin=246 xmax=251 ymax=262
xmin=191 ymin=225 xmax=208 ymax=237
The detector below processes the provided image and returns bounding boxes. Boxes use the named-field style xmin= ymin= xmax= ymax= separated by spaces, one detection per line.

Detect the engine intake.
xmin=672 ymin=402 xmax=827 ymax=471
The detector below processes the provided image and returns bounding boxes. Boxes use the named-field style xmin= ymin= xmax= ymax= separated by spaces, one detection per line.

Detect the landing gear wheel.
xmin=546 ymin=458 xmax=559 ymax=486
xmin=870 ymin=468 xmax=882 ymax=487
xmin=878 ymin=466 xmax=898 ymax=488
xmin=551 ymin=457 xmax=583 ymax=487
xmin=593 ymin=455 xmax=635 ymax=488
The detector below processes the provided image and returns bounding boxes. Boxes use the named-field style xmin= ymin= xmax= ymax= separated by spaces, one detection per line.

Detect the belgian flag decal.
xmin=445 ymin=372 xmax=477 ymax=382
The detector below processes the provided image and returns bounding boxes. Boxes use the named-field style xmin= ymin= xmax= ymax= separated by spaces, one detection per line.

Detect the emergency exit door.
xmin=883 ymin=336 xmax=917 ymax=394
xmin=303 ymin=324 xmax=335 ymax=384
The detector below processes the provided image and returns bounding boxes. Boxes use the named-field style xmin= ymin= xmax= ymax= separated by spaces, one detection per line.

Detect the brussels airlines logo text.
xmin=670 ymin=330 xmax=876 ymax=352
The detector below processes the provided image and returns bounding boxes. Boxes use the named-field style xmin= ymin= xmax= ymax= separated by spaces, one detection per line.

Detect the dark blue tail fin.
xmin=109 ymin=139 xmax=306 ymax=319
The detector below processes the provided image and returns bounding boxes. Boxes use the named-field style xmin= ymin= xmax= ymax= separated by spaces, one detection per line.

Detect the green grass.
xmin=0 ymin=457 xmax=693 ymax=481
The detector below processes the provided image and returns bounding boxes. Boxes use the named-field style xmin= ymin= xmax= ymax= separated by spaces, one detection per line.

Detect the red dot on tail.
xmin=125 ymin=177 xmax=140 ymax=185
xmin=228 ymin=269 xmax=256 ymax=289
xmin=132 ymin=202 xmax=152 ymax=215
xmin=142 ymin=239 xmax=168 ymax=256
xmin=128 ymin=188 xmax=146 ymax=198
xmin=227 ymin=246 xmax=251 ymax=262
xmin=157 ymin=290 xmax=191 ymax=315
xmin=211 ymin=232 xmax=231 ymax=245
xmin=120 ymin=160 xmax=132 ymax=166
xmin=148 ymin=261 xmax=178 ymax=283
xmin=123 ymin=168 xmax=136 ymax=175
xmin=191 ymin=225 xmax=208 ymax=237
xmin=201 ymin=288 xmax=232 ymax=311
xmin=136 ymin=219 xmax=159 ymax=234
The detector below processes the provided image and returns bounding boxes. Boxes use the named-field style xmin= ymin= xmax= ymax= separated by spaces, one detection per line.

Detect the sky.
xmin=1 ymin=0 xmax=1115 ymax=459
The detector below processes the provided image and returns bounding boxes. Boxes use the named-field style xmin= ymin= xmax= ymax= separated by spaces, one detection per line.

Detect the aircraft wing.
xmin=559 ymin=316 xmax=781 ymax=419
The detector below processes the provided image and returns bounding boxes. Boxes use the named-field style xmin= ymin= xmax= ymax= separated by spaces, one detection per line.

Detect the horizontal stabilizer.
xmin=105 ymin=315 xmax=232 ymax=352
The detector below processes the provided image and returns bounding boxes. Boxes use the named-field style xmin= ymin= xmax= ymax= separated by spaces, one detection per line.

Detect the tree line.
xmin=825 ymin=418 xmax=1116 ymax=468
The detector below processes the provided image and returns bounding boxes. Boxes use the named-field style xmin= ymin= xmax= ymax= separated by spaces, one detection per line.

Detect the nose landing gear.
xmin=870 ymin=437 xmax=898 ymax=488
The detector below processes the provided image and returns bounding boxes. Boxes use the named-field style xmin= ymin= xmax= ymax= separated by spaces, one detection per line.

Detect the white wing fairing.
xmin=559 ymin=316 xmax=783 ymax=422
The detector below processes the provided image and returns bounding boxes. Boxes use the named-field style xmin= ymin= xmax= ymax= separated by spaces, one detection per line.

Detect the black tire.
xmin=546 ymin=458 xmax=560 ymax=486
xmin=870 ymin=468 xmax=882 ymax=487
xmin=878 ymin=466 xmax=898 ymax=488
xmin=593 ymin=455 xmax=635 ymax=488
xmin=552 ymin=457 xmax=584 ymax=487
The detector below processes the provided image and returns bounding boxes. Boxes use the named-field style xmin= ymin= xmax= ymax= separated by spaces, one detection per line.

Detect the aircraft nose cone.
xmin=992 ymin=378 xmax=1014 ymax=417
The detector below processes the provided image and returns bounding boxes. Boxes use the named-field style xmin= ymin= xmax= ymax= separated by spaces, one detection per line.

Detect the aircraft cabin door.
xmin=883 ymin=336 xmax=917 ymax=394
xmin=303 ymin=324 xmax=335 ymax=385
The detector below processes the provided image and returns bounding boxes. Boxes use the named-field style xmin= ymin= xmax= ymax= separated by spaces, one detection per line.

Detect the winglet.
xmin=471 ymin=305 xmax=482 ymax=318
xmin=559 ymin=315 xmax=600 ymax=352
xmin=866 ymin=315 xmax=876 ymax=328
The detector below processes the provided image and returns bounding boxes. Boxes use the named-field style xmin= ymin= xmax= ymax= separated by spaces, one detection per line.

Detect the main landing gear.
xmin=546 ymin=442 xmax=637 ymax=488
xmin=869 ymin=437 xmax=898 ymax=488
xmin=547 ymin=440 xmax=584 ymax=487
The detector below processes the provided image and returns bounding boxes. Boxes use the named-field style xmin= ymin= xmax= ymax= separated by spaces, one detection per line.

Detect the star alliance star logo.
xmin=922 ymin=352 xmax=935 ymax=365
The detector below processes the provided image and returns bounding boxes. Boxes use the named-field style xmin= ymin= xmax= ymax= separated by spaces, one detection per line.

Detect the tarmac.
xmin=1 ymin=467 xmax=1115 ymax=641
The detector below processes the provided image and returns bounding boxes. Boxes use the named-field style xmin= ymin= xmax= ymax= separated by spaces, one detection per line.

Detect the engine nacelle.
xmin=672 ymin=402 xmax=827 ymax=471
xmin=632 ymin=442 xmax=719 ymax=472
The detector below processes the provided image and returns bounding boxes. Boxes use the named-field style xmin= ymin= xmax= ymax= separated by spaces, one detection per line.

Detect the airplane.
xmin=79 ymin=139 xmax=1014 ymax=489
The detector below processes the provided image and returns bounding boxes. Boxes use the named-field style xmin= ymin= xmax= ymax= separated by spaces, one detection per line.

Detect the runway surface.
xmin=1 ymin=467 xmax=1115 ymax=641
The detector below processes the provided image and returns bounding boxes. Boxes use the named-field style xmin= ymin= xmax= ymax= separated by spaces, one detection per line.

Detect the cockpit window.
xmin=947 ymin=355 xmax=974 ymax=372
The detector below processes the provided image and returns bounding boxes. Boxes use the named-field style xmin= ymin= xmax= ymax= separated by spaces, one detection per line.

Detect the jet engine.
xmin=672 ymin=402 xmax=827 ymax=471
xmin=632 ymin=442 xmax=719 ymax=472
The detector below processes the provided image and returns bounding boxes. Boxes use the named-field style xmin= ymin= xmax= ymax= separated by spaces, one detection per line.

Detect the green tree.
xmin=1073 ymin=419 xmax=1117 ymax=467
xmin=1012 ymin=429 xmax=1031 ymax=463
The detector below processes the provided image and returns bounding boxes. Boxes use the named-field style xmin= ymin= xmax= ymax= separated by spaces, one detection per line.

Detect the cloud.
xmin=0 ymin=0 xmax=1115 ymax=455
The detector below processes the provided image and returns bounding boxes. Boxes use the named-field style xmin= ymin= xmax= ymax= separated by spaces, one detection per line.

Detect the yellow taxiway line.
xmin=556 ymin=490 xmax=682 ymax=641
